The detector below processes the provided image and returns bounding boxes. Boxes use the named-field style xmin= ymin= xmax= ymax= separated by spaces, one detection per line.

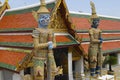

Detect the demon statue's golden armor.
xmin=32 ymin=28 xmax=57 ymax=80
xmin=88 ymin=18 xmax=103 ymax=77
xmin=31 ymin=0 xmax=60 ymax=80
xmin=88 ymin=1 xmax=103 ymax=77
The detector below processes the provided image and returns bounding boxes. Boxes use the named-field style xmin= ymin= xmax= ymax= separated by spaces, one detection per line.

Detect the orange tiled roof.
xmin=71 ymin=17 xmax=120 ymax=30
xmin=0 ymin=35 xmax=33 ymax=43
xmin=78 ymin=33 xmax=120 ymax=39
xmin=81 ymin=41 xmax=120 ymax=54
xmin=0 ymin=12 xmax=37 ymax=29
xmin=55 ymin=34 xmax=79 ymax=46
xmin=0 ymin=2 xmax=55 ymax=29
xmin=71 ymin=17 xmax=90 ymax=30
xmin=102 ymin=41 xmax=120 ymax=51
xmin=0 ymin=50 xmax=26 ymax=66
xmin=56 ymin=35 xmax=71 ymax=42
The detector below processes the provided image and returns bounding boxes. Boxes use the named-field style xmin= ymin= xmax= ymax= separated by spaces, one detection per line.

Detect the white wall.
xmin=3 ymin=70 xmax=13 ymax=80
xmin=13 ymin=73 xmax=23 ymax=80
xmin=0 ymin=70 xmax=3 ymax=80
xmin=1 ymin=69 xmax=23 ymax=80
xmin=75 ymin=56 xmax=84 ymax=75
xmin=68 ymin=52 xmax=73 ymax=80
xmin=117 ymin=53 xmax=120 ymax=65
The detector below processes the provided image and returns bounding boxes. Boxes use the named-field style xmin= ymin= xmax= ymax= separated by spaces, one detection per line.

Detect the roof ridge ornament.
xmin=37 ymin=0 xmax=49 ymax=14
xmin=32 ymin=0 xmax=50 ymax=21
xmin=5 ymin=0 xmax=8 ymax=3
xmin=41 ymin=0 xmax=46 ymax=6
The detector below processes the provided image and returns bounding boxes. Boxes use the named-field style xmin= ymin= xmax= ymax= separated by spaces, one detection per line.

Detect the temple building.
xmin=0 ymin=0 xmax=120 ymax=80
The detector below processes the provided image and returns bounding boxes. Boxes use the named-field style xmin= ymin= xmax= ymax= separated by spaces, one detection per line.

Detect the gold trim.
xmin=0 ymin=1 xmax=10 ymax=16
xmin=50 ymin=29 xmax=68 ymax=33
xmin=5 ymin=0 xmax=8 ymax=3
xmin=33 ymin=56 xmax=46 ymax=60
xmin=48 ymin=0 xmax=74 ymax=32
xmin=72 ymin=57 xmax=80 ymax=61
xmin=37 ymin=0 xmax=49 ymax=13
xmin=16 ymin=51 xmax=34 ymax=71
xmin=32 ymin=0 xmax=49 ymax=21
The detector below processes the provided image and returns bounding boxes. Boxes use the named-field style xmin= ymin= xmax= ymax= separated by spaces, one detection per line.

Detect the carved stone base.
xmin=97 ymin=75 xmax=114 ymax=80
xmin=81 ymin=75 xmax=114 ymax=80
xmin=107 ymin=70 xmax=114 ymax=75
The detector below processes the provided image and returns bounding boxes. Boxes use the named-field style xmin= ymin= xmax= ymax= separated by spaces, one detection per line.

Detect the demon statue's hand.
xmin=99 ymin=38 xmax=103 ymax=43
xmin=32 ymin=30 xmax=39 ymax=38
xmin=48 ymin=41 xmax=53 ymax=50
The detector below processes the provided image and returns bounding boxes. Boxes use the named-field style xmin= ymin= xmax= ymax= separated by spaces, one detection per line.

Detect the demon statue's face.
xmin=91 ymin=18 xmax=100 ymax=28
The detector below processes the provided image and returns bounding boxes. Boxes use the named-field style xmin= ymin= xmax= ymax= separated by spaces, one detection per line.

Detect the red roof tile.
xmin=55 ymin=35 xmax=71 ymax=42
xmin=0 ymin=35 xmax=33 ymax=43
xmin=71 ymin=17 xmax=120 ymax=30
xmin=78 ymin=33 xmax=120 ymax=39
xmin=102 ymin=41 xmax=120 ymax=51
xmin=0 ymin=12 xmax=37 ymax=29
xmin=55 ymin=35 xmax=79 ymax=46
xmin=71 ymin=17 xmax=90 ymax=30
xmin=81 ymin=41 xmax=120 ymax=54
xmin=81 ymin=44 xmax=89 ymax=54
xmin=99 ymin=20 xmax=120 ymax=30
xmin=0 ymin=50 xmax=26 ymax=66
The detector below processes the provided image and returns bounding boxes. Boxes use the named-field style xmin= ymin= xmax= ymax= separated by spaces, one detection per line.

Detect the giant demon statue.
xmin=88 ymin=1 xmax=103 ymax=78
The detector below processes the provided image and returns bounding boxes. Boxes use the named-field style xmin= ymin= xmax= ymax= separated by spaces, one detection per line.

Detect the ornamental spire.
xmin=5 ymin=0 xmax=8 ymax=3
xmin=37 ymin=0 xmax=49 ymax=13
xmin=89 ymin=1 xmax=99 ymax=24
xmin=90 ymin=1 xmax=99 ymax=19
xmin=41 ymin=0 xmax=45 ymax=6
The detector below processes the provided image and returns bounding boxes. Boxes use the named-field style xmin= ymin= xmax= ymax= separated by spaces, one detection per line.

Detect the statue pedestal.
xmin=98 ymin=75 xmax=114 ymax=80
xmin=82 ymin=75 xmax=114 ymax=80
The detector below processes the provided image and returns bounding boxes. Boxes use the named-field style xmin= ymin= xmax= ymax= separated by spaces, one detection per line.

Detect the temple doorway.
xmin=53 ymin=47 xmax=68 ymax=80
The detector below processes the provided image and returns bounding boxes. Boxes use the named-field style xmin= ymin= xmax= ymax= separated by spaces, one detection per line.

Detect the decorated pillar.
xmin=68 ymin=48 xmax=73 ymax=80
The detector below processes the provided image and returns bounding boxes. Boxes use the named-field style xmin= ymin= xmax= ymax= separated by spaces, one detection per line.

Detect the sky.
xmin=1 ymin=0 xmax=120 ymax=17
